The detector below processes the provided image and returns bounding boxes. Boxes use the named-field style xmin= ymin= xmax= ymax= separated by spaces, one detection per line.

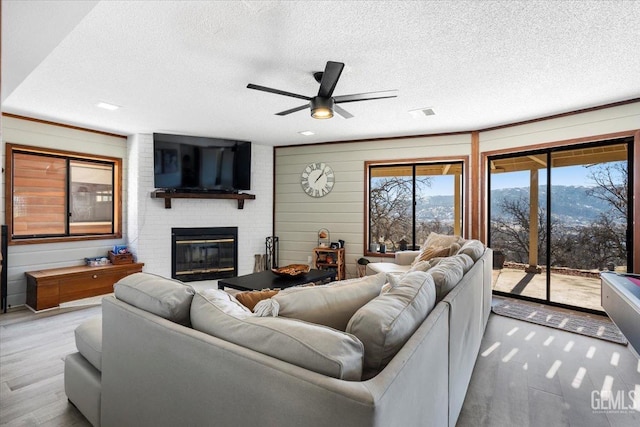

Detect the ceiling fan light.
xmin=310 ymin=97 xmax=334 ymax=119
xmin=312 ymin=108 xmax=333 ymax=119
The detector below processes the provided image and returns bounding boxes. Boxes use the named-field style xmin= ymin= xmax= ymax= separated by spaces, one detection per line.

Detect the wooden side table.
xmin=25 ymin=262 xmax=144 ymax=311
xmin=312 ymin=247 xmax=345 ymax=280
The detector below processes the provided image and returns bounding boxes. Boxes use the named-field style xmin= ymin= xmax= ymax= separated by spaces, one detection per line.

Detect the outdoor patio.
xmin=492 ymin=267 xmax=603 ymax=312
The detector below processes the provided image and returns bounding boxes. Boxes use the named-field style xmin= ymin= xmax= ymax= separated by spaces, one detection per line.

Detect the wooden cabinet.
xmin=26 ymin=262 xmax=144 ymax=311
xmin=312 ymin=247 xmax=345 ymax=281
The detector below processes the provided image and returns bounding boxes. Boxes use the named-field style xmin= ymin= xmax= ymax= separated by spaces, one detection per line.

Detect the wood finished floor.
xmin=0 ymin=300 xmax=639 ymax=426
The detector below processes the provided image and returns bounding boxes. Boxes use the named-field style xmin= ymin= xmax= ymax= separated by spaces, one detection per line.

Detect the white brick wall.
xmin=127 ymin=134 xmax=273 ymax=283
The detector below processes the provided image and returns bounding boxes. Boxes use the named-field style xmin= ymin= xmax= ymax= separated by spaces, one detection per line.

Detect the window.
xmin=6 ymin=144 xmax=122 ymax=244
xmin=366 ymin=160 xmax=464 ymax=254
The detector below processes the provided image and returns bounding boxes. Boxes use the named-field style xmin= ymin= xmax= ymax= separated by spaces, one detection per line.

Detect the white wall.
xmin=274 ymin=134 xmax=471 ymax=279
xmin=0 ymin=116 xmax=129 ymax=308
xmin=126 ymin=134 xmax=273 ymax=285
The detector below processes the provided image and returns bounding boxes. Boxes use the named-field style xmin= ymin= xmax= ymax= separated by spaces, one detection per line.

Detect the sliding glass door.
xmin=489 ymin=138 xmax=632 ymax=312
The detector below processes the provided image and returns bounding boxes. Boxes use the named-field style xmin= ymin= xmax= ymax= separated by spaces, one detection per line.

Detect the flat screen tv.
xmin=153 ymin=133 xmax=251 ymax=192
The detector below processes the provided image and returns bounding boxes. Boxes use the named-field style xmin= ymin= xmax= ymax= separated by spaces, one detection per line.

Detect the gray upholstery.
xmin=100 ymin=296 xmax=450 ymax=427
xmin=254 ymin=272 xmax=387 ymax=330
xmin=64 ymin=248 xmax=492 ymax=427
xmin=441 ymin=248 xmax=492 ymax=426
xmin=65 ymin=352 xmax=101 ymax=427
xmin=347 ymin=271 xmax=436 ymax=373
xmin=75 ymin=316 xmax=102 ymax=371
xmin=190 ymin=290 xmax=365 ymax=380
xmin=114 ymin=272 xmax=195 ymax=326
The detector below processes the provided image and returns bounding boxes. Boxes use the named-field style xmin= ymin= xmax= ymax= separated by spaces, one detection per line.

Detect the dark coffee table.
xmin=218 ymin=269 xmax=336 ymax=292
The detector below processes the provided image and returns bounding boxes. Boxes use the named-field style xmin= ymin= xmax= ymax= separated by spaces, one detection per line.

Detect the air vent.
xmin=409 ymin=107 xmax=435 ymax=118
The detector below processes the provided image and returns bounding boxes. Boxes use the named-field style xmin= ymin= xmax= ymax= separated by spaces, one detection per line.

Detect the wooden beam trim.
xmin=471 ymin=131 xmax=480 ymax=241
xmin=2 ymin=113 xmax=127 ymax=139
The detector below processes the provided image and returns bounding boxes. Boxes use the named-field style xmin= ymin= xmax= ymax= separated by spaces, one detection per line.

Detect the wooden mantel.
xmin=150 ymin=190 xmax=256 ymax=209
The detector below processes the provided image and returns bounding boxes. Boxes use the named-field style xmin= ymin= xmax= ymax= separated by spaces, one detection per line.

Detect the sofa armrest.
xmin=394 ymin=251 xmax=419 ymax=265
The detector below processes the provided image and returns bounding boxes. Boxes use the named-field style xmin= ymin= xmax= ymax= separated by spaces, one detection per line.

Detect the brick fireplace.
xmin=125 ymin=134 xmax=273 ymax=281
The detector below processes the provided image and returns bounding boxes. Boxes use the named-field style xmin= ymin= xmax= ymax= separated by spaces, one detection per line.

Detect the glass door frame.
xmin=488 ymin=137 xmax=634 ymax=315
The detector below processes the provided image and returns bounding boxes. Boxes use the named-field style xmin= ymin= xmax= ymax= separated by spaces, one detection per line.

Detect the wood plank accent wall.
xmin=274 ymin=134 xmax=471 ymax=279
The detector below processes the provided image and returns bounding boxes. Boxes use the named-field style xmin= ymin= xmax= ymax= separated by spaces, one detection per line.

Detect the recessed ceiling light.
xmin=298 ymin=130 xmax=315 ymax=136
xmin=409 ymin=107 xmax=435 ymax=118
xmin=96 ymin=101 xmax=120 ymax=111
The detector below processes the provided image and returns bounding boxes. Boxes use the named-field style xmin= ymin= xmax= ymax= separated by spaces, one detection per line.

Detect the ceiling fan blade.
xmin=333 ymin=105 xmax=354 ymax=119
xmin=317 ymin=61 xmax=344 ymax=98
xmin=275 ymin=104 xmax=310 ymax=116
xmin=334 ymin=90 xmax=398 ymax=104
xmin=247 ymin=84 xmax=311 ymax=101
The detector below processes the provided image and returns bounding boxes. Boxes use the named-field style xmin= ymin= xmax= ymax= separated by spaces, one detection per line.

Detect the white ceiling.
xmin=2 ymin=0 xmax=640 ymax=146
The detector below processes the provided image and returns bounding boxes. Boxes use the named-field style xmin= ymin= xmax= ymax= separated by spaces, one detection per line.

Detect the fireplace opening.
xmin=171 ymin=227 xmax=237 ymax=282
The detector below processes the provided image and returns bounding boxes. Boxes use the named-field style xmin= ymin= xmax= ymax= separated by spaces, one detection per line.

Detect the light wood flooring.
xmin=1 ymin=300 xmax=639 ymax=426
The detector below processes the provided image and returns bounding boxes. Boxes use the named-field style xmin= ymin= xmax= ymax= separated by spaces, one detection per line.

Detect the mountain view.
xmin=416 ymin=185 xmax=615 ymax=225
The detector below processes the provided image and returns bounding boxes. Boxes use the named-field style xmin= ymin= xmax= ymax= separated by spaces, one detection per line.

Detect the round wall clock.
xmin=300 ymin=162 xmax=335 ymax=198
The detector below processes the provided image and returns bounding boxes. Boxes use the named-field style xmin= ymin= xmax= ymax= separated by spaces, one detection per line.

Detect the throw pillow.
xmin=235 ymin=289 xmax=280 ymax=311
xmin=253 ymin=272 xmax=387 ymax=331
xmin=413 ymin=245 xmax=450 ymax=265
xmin=457 ymin=239 xmax=485 ymax=262
xmin=191 ymin=289 xmax=364 ymax=381
xmin=346 ymin=271 xmax=436 ymax=373
xmin=114 ymin=272 xmax=195 ymax=326
xmin=423 ymin=232 xmax=464 ymax=249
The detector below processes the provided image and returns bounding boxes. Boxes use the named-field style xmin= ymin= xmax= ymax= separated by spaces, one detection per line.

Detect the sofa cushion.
xmin=413 ymin=245 xmax=450 ymax=264
xmin=191 ymin=289 xmax=364 ymax=381
xmin=74 ymin=316 xmax=102 ymax=372
xmin=253 ymin=273 xmax=387 ymax=331
xmin=235 ymin=289 xmax=280 ymax=311
xmin=114 ymin=272 xmax=195 ymax=326
xmin=457 ymin=239 xmax=486 ymax=262
xmin=346 ymin=271 xmax=436 ymax=372
xmin=429 ymin=260 xmax=465 ymax=301
xmin=366 ymin=262 xmax=410 ymax=275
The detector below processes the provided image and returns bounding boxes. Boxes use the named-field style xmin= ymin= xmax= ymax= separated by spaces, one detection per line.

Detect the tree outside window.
xmin=368 ymin=162 xmax=464 ymax=253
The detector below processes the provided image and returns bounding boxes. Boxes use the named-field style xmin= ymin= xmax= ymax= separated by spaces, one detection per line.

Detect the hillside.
xmin=416 ymin=185 xmax=616 ymax=225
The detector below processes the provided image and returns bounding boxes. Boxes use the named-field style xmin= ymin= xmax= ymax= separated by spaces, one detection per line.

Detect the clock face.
xmin=300 ymin=162 xmax=335 ymax=198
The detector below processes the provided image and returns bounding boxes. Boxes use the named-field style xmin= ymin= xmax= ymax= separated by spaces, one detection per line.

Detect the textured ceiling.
xmin=2 ymin=1 xmax=640 ymax=146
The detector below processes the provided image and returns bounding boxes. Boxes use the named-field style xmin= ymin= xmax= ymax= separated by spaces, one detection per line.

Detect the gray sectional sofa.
xmin=65 ymin=242 xmax=492 ymax=427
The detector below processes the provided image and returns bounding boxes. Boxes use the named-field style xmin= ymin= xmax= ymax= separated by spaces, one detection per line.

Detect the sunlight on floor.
xmin=477 ymin=317 xmax=640 ymax=414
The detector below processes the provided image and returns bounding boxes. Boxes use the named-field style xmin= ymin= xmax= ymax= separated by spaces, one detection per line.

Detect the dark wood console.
xmin=25 ymin=262 xmax=144 ymax=311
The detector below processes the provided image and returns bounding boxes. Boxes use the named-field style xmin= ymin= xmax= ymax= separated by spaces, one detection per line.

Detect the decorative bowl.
xmin=271 ymin=264 xmax=311 ymax=277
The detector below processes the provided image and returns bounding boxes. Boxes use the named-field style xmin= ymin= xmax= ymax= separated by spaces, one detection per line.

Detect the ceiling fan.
xmin=247 ymin=61 xmax=398 ymax=119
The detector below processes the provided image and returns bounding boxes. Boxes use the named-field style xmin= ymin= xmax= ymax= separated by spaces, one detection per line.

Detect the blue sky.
xmin=421 ymin=165 xmax=597 ymax=196
xmin=490 ymin=165 xmax=594 ymax=191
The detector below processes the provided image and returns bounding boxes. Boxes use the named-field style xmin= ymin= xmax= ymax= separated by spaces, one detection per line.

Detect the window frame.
xmin=364 ymin=156 xmax=468 ymax=257
xmin=5 ymin=143 xmax=123 ymax=245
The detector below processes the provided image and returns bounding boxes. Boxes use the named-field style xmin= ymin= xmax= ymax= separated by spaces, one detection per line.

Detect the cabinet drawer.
xmin=59 ymin=270 xmax=122 ymax=304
